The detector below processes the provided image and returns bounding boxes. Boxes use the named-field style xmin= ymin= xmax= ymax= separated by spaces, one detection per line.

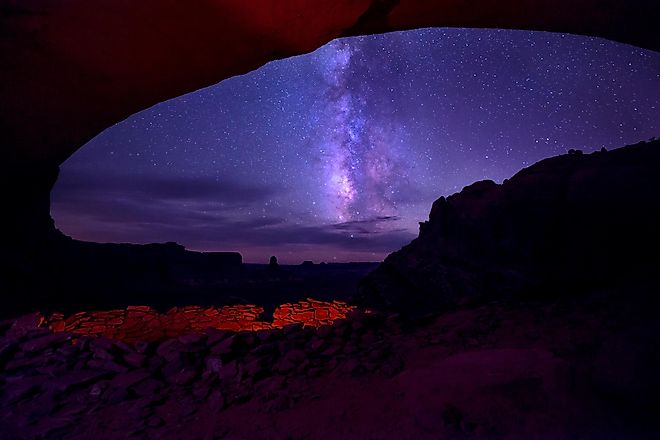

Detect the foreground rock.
xmin=358 ymin=140 xmax=660 ymax=316
xmin=41 ymin=300 xmax=354 ymax=343
xmin=1 ymin=284 xmax=659 ymax=439
xmin=0 ymin=309 xmax=404 ymax=439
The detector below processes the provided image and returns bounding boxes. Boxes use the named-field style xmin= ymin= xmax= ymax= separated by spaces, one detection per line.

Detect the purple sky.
xmin=51 ymin=28 xmax=660 ymax=263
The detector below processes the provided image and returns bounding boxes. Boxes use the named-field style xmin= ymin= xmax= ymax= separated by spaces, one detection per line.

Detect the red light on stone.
xmin=43 ymin=299 xmax=355 ymax=343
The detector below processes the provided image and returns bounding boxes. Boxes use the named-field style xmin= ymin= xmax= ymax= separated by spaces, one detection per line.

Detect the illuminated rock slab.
xmin=42 ymin=299 xmax=355 ymax=343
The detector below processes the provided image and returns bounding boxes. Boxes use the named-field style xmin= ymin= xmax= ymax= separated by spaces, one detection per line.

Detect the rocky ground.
xmin=2 ymin=282 xmax=659 ymax=439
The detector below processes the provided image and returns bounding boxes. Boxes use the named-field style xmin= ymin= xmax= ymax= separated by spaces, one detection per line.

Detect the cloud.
xmin=330 ymin=216 xmax=402 ymax=234
xmin=53 ymin=197 xmax=413 ymax=255
xmin=51 ymin=168 xmax=285 ymax=228
xmin=51 ymin=168 xmax=416 ymax=260
xmin=53 ymin=168 xmax=278 ymax=206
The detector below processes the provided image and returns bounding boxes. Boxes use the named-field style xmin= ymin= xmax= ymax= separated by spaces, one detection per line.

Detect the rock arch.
xmin=2 ymin=0 xmax=659 ymax=247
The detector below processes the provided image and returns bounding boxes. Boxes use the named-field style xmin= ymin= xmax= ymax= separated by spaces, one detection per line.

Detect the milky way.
xmin=51 ymin=29 xmax=660 ymax=263
xmin=315 ymin=40 xmax=409 ymax=224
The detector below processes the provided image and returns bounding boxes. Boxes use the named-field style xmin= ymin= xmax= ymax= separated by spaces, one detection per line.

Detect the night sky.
xmin=51 ymin=29 xmax=660 ymax=264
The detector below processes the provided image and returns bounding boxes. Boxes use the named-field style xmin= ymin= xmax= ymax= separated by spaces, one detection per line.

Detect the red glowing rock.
xmin=43 ymin=299 xmax=355 ymax=343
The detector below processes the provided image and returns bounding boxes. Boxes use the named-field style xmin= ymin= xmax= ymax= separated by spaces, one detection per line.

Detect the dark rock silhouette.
xmin=0 ymin=225 xmax=377 ymax=318
xmin=269 ymin=256 xmax=279 ymax=269
xmin=357 ymin=140 xmax=660 ymax=317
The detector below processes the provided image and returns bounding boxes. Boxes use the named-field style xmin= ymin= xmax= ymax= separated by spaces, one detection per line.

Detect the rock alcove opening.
xmin=2 ymin=6 xmax=660 ymax=437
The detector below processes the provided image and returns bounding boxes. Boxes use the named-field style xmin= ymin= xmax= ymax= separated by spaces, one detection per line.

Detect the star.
xmin=51 ymin=29 xmax=660 ymax=263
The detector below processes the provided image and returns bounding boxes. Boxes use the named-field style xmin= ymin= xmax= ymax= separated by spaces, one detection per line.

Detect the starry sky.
xmin=51 ymin=28 xmax=660 ymax=264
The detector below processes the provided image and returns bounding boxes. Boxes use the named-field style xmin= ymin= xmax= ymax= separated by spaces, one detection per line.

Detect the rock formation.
xmin=41 ymin=300 xmax=355 ymax=343
xmin=357 ymin=140 xmax=660 ymax=316
xmin=2 ymin=5 xmax=659 ymax=436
